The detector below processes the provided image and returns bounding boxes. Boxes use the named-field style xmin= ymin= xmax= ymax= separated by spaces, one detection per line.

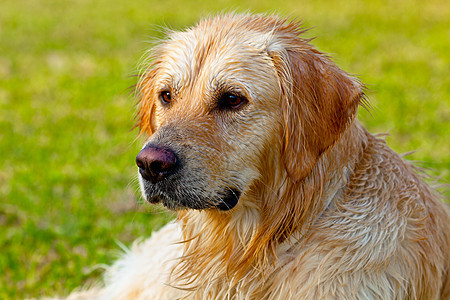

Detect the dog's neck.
xmin=172 ymin=121 xmax=368 ymax=293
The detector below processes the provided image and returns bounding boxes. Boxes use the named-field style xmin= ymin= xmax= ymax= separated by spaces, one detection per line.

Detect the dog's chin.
xmin=144 ymin=188 xmax=241 ymax=211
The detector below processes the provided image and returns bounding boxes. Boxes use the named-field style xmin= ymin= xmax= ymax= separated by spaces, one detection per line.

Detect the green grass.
xmin=1 ymin=0 xmax=448 ymax=298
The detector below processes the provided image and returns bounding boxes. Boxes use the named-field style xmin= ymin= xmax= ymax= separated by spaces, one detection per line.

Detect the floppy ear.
xmin=271 ymin=47 xmax=363 ymax=181
xmin=136 ymin=68 xmax=158 ymax=136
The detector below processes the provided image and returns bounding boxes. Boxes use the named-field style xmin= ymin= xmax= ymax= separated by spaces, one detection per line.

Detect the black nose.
xmin=136 ymin=146 xmax=179 ymax=184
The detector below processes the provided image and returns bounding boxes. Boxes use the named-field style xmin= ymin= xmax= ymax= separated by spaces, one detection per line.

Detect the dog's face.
xmin=136 ymin=15 xmax=362 ymax=211
xmin=136 ymin=22 xmax=283 ymax=211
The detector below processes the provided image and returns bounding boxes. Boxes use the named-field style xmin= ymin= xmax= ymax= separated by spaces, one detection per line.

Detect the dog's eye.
xmin=159 ymin=91 xmax=172 ymax=104
xmin=219 ymin=92 xmax=246 ymax=110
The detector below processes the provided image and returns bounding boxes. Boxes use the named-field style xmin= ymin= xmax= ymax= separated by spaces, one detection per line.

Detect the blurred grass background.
xmin=0 ymin=0 xmax=448 ymax=298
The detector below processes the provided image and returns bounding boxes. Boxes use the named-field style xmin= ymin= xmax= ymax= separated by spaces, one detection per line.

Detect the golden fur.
xmin=61 ymin=13 xmax=449 ymax=299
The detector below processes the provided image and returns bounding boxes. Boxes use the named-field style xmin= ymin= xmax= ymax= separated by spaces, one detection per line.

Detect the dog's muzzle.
xmin=136 ymin=145 xmax=240 ymax=211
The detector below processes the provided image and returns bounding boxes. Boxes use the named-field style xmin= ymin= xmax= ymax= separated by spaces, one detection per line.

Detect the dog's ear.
xmin=136 ymin=68 xmax=158 ymax=135
xmin=270 ymin=47 xmax=363 ymax=181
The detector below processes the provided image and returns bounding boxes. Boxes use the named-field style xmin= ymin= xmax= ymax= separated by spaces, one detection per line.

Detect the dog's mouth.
xmin=142 ymin=181 xmax=241 ymax=211
xmin=216 ymin=188 xmax=241 ymax=211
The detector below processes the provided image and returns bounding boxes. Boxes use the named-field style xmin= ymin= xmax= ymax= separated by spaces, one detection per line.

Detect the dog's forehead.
xmin=156 ymin=26 xmax=277 ymax=95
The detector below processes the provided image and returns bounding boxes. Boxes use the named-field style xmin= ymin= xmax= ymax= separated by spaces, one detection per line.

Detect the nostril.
xmin=150 ymin=160 xmax=164 ymax=174
xmin=136 ymin=158 xmax=145 ymax=170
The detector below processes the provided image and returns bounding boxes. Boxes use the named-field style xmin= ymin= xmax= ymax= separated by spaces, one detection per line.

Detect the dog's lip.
xmin=140 ymin=174 xmax=241 ymax=211
xmin=215 ymin=188 xmax=241 ymax=211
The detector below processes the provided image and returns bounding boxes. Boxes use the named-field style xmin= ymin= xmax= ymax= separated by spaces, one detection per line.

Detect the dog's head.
xmin=135 ymin=14 xmax=363 ymax=211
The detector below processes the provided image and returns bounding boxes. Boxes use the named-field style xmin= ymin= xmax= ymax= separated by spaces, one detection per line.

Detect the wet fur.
xmin=61 ymin=13 xmax=449 ymax=300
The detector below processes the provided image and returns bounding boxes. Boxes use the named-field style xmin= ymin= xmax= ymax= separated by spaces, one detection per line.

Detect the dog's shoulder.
xmin=272 ymin=130 xmax=450 ymax=299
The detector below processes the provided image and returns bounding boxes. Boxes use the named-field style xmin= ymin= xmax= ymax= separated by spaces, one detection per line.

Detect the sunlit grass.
xmin=1 ymin=0 xmax=448 ymax=298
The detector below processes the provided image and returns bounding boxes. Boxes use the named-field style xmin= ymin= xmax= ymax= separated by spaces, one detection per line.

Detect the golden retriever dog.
xmin=62 ymin=13 xmax=450 ymax=299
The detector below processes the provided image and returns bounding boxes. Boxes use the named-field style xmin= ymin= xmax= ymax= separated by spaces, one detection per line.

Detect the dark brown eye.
xmin=159 ymin=91 xmax=172 ymax=104
xmin=219 ymin=92 xmax=246 ymax=110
